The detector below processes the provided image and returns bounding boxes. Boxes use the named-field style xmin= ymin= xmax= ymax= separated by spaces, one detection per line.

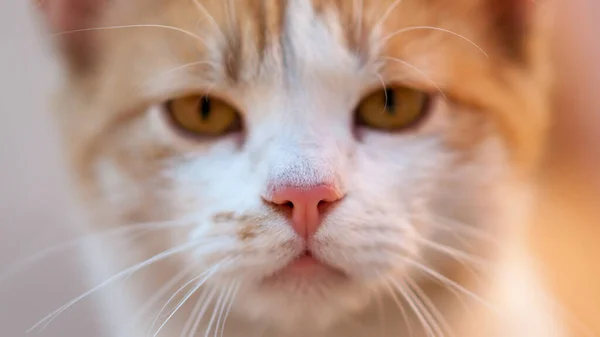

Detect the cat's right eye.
xmin=165 ymin=95 xmax=242 ymax=137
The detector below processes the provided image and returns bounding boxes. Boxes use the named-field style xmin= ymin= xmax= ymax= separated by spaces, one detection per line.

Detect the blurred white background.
xmin=0 ymin=1 xmax=104 ymax=336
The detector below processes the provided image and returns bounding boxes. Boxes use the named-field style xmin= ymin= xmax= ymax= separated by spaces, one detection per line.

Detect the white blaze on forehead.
xmin=233 ymin=0 xmax=369 ymax=192
xmin=283 ymin=0 xmax=362 ymax=83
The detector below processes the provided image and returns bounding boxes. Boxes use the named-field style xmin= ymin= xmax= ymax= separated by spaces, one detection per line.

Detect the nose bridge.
xmin=247 ymin=90 xmax=347 ymax=194
xmin=266 ymin=138 xmax=341 ymax=193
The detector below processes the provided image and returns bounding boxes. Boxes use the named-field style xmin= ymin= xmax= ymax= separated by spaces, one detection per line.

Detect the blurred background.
xmin=0 ymin=0 xmax=598 ymax=336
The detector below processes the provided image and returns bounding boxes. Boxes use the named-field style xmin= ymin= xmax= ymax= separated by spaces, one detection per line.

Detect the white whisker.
xmin=219 ymin=281 xmax=241 ymax=337
xmin=0 ymin=219 xmax=192 ymax=285
xmin=382 ymin=26 xmax=488 ymax=58
xmin=204 ymin=286 xmax=228 ymax=337
xmin=414 ymin=236 xmax=490 ymax=270
xmin=387 ymin=276 xmax=434 ymax=337
xmin=371 ymin=0 xmax=404 ymax=38
xmin=188 ymin=287 xmax=219 ymax=337
xmin=152 ymin=258 xmax=233 ymax=337
xmin=213 ymin=282 xmax=235 ymax=337
xmin=376 ymin=73 xmax=391 ymax=115
xmin=130 ymin=264 xmax=196 ymax=332
xmin=402 ymin=257 xmax=499 ymax=313
xmin=181 ymin=289 xmax=209 ymax=337
xmin=405 ymin=281 xmax=443 ymax=337
xmin=382 ymin=56 xmax=447 ymax=99
xmin=27 ymin=238 xmax=228 ymax=333
xmin=141 ymin=61 xmax=220 ymax=90
xmin=381 ymin=275 xmax=414 ymax=337
xmin=427 ymin=214 xmax=499 ymax=246
xmin=191 ymin=0 xmax=227 ymax=41
xmin=353 ymin=0 xmax=364 ymax=54
xmin=53 ymin=25 xmax=208 ymax=47
xmin=406 ymin=276 xmax=454 ymax=337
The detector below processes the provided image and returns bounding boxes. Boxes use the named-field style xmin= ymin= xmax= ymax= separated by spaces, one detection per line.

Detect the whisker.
xmin=381 ymin=26 xmax=488 ymax=58
xmin=438 ymin=278 xmax=476 ymax=319
xmin=53 ymin=24 xmax=208 ymax=47
xmin=219 ymin=281 xmax=241 ymax=337
xmin=0 ymin=219 xmax=192 ymax=285
xmin=404 ymin=280 xmax=444 ymax=337
xmin=406 ymin=276 xmax=454 ymax=337
xmin=413 ymin=236 xmax=490 ymax=270
xmin=380 ymin=274 xmax=414 ymax=337
xmin=381 ymin=56 xmax=447 ymax=99
xmin=204 ymin=286 xmax=228 ymax=337
xmin=401 ymin=257 xmax=499 ymax=313
xmin=26 ymin=238 xmax=228 ymax=333
xmin=371 ymin=0 xmax=404 ymax=39
xmin=180 ymin=289 xmax=209 ymax=337
xmin=214 ymin=282 xmax=235 ymax=337
xmin=140 ymin=61 xmax=220 ymax=90
xmin=188 ymin=287 xmax=219 ymax=337
xmin=152 ymin=258 xmax=234 ymax=337
xmin=352 ymin=0 xmax=364 ymax=54
xmin=191 ymin=0 xmax=227 ymax=41
xmin=376 ymin=73 xmax=390 ymax=115
xmin=387 ymin=276 xmax=435 ymax=337
xmin=426 ymin=214 xmax=500 ymax=246
xmin=129 ymin=265 xmax=195 ymax=333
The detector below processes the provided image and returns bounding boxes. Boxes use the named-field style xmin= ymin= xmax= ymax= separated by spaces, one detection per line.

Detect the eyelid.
xmin=162 ymin=95 xmax=243 ymax=140
xmin=163 ymin=87 xmax=244 ymax=114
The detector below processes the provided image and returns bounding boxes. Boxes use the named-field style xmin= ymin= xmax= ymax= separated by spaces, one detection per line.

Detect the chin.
xmin=228 ymin=257 xmax=377 ymax=332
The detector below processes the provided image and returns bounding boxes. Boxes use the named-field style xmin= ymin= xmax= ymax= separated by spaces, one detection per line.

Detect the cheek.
xmin=166 ymin=151 xmax=260 ymax=223
xmin=429 ymin=136 xmax=515 ymax=230
xmin=165 ymin=147 xmax=300 ymax=260
xmin=314 ymin=136 xmax=452 ymax=275
xmin=352 ymin=134 xmax=452 ymax=201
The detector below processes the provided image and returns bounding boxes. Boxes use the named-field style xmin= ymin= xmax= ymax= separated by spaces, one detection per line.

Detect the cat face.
xmin=42 ymin=0 xmax=552 ymax=332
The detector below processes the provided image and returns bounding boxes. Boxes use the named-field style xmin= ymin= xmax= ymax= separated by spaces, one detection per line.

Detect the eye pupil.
xmin=199 ymin=96 xmax=211 ymax=120
xmin=384 ymin=88 xmax=396 ymax=114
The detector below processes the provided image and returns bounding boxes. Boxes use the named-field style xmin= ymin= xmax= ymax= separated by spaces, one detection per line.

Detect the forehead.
xmin=101 ymin=0 xmax=507 ymax=96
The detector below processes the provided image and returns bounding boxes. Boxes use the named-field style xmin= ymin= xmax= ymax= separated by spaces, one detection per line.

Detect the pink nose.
xmin=269 ymin=185 xmax=342 ymax=239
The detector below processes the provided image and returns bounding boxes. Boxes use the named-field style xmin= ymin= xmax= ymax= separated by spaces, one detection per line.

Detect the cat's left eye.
xmin=355 ymin=86 xmax=429 ymax=131
xmin=165 ymin=95 xmax=241 ymax=137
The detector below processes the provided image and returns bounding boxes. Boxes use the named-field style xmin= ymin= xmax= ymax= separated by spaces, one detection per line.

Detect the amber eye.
xmin=356 ymin=86 xmax=429 ymax=131
xmin=166 ymin=95 xmax=241 ymax=136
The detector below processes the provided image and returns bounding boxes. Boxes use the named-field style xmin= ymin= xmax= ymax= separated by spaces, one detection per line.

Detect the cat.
xmin=35 ymin=0 xmax=565 ymax=336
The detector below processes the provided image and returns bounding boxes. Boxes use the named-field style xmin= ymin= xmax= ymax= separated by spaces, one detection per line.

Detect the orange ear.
xmin=35 ymin=0 xmax=109 ymax=71
xmin=487 ymin=0 xmax=536 ymax=61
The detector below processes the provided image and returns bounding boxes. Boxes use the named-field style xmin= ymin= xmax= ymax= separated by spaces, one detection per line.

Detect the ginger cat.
xmin=35 ymin=1 xmax=567 ymax=336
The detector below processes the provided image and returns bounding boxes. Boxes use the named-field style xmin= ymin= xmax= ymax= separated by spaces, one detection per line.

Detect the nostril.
xmin=265 ymin=184 xmax=344 ymax=239
xmin=317 ymin=198 xmax=337 ymax=213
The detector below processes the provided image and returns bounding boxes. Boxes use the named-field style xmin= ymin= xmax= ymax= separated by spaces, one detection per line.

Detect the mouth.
xmin=270 ymin=250 xmax=348 ymax=279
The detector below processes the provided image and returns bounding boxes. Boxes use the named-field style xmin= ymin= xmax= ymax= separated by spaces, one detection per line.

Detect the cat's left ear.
xmin=35 ymin=0 xmax=109 ymax=72
xmin=486 ymin=0 xmax=539 ymax=61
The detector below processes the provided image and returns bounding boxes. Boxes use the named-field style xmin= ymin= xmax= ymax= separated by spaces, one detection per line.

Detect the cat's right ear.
xmin=34 ymin=0 xmax=109 ymax=72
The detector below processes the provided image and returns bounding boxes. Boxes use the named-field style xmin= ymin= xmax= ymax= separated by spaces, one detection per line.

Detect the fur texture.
xmin=38 ymin=0 xmax=563 ymax=336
